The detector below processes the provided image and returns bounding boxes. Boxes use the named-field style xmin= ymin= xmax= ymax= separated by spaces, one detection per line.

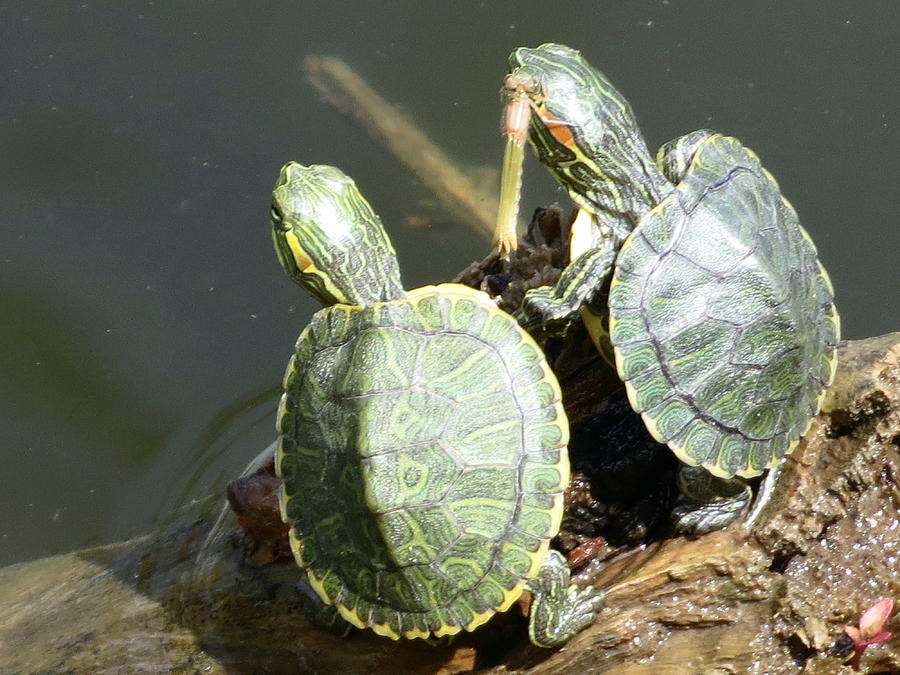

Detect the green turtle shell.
xmin=608 ymin=135 xmax=839 ymax=478
xmin=276 ymin=283 xmax=569 ymax=639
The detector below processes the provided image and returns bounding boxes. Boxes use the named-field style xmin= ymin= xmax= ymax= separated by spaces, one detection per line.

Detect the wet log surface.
xmin=4 ymin=56 xmax=896 ymax=673
xmin=1 ymin=329 xmax=897 ymax=674
xmin=1 ymin=212 xmax=898 ymax=673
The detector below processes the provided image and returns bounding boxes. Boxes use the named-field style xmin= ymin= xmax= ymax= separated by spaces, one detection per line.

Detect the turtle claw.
xmin=552 ymin=583 xmax=605 ymax=641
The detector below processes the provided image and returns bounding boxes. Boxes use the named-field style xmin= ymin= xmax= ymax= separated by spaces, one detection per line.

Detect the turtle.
xmin=493 ymin=43 xmax=840 ymax=534
xmin=269 ymin=162 xmax=603 ymax=645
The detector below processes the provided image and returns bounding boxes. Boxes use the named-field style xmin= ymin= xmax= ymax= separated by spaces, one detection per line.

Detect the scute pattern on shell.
xmin=277 ymin=284 xmax=569 ymax=639
xmin=609 ymin=135 xmax=839 ymax=478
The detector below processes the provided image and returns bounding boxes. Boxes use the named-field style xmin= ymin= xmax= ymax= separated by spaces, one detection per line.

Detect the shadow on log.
xmin=3 ymin=55 xmax=895 ymax=673
xmin=1 ymin=332 xmax=898 ymax=674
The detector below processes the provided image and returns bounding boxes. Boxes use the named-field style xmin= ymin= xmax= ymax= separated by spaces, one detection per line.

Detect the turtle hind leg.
xmin=297 ymin=577 xmax=353 ymax=637
xmin=670 ymin=464 xmax=752 ymax=537
xmin=743 ymin=457 xmax=787 ymax=530
xmin=525 ymin=550 xmax=604 ymax=648
xmin=516 ymin=247 xmax=617 ymax=329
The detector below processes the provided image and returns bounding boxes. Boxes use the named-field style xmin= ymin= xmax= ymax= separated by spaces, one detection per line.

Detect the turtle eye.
xmin=271 ymin=206 xmax=290 ymax=231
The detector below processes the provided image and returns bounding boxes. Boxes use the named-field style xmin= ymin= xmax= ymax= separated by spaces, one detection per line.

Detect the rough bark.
xmin=1 ymin=333 xmax=897 ymax=674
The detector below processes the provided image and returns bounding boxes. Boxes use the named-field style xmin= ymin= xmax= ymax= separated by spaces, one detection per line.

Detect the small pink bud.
xmin=858 ymin=597 xmax=893 ymax=639
xmin=843 ymin=598 xmax=894 ymax=671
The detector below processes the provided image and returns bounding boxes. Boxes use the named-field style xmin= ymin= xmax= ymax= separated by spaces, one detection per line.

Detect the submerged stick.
xmin=304 ymin=55 xmax=497 ymax=239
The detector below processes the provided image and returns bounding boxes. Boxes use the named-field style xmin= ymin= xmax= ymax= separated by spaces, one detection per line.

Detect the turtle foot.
xmin=516 ymin=247 xmax=616 ymax=332
xmin=671 ymin=465 xmax=752 ymax=537
xmin=297 ymin=578 xmax=353 ymax=637
xmin=517 ymin=286 xmax=580 ymax=330
xmin=527 ymin=550 xmax=604 ymax=648
xmin=670 ymin=493 xmax=749 ymax=537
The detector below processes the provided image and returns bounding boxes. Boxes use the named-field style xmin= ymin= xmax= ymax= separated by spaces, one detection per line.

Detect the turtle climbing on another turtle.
xmin=493 ymin=43 xmax=840 ymax=535
xmin=269 ymin=162 xmax=603 ymax=645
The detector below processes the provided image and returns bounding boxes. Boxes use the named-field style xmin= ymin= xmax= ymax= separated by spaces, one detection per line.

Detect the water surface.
xmin=1 ymin=1 xmax=897 ymax=564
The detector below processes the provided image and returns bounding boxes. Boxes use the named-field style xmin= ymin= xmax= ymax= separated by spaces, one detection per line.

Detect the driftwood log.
xmin=1 ymin=332 xmax=898 ymax=674
xmin=4 ymin=55 xmax=895 ymax=674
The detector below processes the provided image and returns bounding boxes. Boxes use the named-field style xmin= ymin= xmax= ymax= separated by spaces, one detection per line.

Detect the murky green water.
xmin=1 ymin=2 xmax=897 ymax=565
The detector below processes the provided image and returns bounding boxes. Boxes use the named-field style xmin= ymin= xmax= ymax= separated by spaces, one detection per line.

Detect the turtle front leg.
xmin=670 ymin=464 xmax=752 ymax=537
xmin=526 ymin=550 xmax=604 ymax=648
xmin=516 ymin=247 xmax=617 ymax=329
xmin=655 ymin=129 xmax=717 ymax=184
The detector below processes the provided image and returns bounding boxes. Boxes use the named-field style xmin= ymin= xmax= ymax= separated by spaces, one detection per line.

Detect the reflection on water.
xmin=1 ymin=2 xmax=897 ymax=564
xmin=0 ymin=284 xmax=173 ymax=565
xmin=151 ymin=385 xmax=281 ymax=518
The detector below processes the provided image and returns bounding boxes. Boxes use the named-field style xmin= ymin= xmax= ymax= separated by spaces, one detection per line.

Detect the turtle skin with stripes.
xmin=270 ymin=162 xmax=602 ymax=645
xmin=504 ymin=44 xmax=839 ymax=533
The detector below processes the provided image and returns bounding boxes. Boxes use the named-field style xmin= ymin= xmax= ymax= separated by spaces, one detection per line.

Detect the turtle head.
xmin=508 ymin=44 xmax=668 ymax=231
xmin=271 ymin=163 xmax=404 ymax=307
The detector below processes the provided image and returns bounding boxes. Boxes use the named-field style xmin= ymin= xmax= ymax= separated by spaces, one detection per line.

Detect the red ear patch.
xmin=537 ymin=108 xmax=576 ymax=149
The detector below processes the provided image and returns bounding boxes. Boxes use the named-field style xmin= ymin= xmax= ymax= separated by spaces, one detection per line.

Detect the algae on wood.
xmin=1 ymin=334 xmax=898 ymax=674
